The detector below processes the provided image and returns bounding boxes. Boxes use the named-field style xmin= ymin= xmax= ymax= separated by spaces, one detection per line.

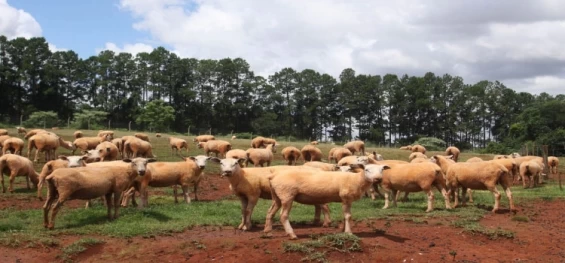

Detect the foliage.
xmin=251 ymin=112 xmax=279 ymax=136
xmin=413 ymin=137 xmax=447 ymax=151
xmin=23 ymin=111 xmax=58 ymax=128
xmin=71 ymin=110 xmax=108 ymax=130
xmin=1 ymin=35 xmax=565 ymax=154
xmin=535 ymin=129 xmax=565 ymax=156
xmin=481 ymin=142 xmax=510 ymax=154
xmin=136 ymin=100 xmax=175 ymax=132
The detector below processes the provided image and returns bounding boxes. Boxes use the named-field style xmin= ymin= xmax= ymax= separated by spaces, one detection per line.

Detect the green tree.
xmin=136 ymin=100 xmax=175 ymax=132
xmin=72 ymin=110 xmax=108 ymax=130
xmin=23 ymin=111 xmax=58 ymax=128
xmin=251 ymin=112 xmax=279 ymax=136
xmin=269 ymin=68 xmax=298 ymax=136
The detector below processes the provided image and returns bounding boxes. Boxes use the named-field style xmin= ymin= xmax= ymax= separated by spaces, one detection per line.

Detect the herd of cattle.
xmin=0 ymin=128 xmax=560 ymax=239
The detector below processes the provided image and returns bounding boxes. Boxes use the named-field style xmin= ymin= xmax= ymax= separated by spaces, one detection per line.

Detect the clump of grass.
xmin=0 ymin=233 xmax=60 ymax=248
xmin=283 ymin=233 xmax=363 ymax=262
xmin=302 ymin=251 xmax=327 ymax=262
xmin=451 ymin=208 xmax=515 ymax=240
xmin=321 ymin=233 xmax=362 ymax=252
xmin=0 ymin=235 xmax=22 ymax=248
xmin=456 ymin=223 xmax=515 ymax=240
xmin=283 ymin=242 xmax=311 ymax=253
xmin=511 ymin=215 xmax=530 ymax=222
xmin=449 ymin=250 xmax=457 ymax=261
xmin=60 ymin=238 xmax=104 ymax=262
xmin=191 ymin=240 xmax=206 ymax=250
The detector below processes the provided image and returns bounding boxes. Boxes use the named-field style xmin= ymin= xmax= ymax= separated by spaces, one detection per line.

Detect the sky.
xmin=1 ymin=0 xmax=565 ymax=95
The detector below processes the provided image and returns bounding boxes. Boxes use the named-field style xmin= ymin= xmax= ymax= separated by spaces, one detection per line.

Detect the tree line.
xmin=1 ymin=36 xmax=564 ymax=154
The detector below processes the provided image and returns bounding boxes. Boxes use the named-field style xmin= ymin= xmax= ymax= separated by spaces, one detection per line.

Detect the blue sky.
xmin=1 ymin=0 xmax=565 ymax=94
xmin=9 ymin=0 xmax=157 ymax=58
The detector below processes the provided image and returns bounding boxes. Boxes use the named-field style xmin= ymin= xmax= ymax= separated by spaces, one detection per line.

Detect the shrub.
xmin=23 ymin=111 xmax=59 ymax=128
xmin=480 ymin=142 xmax=510 ymax=154
xmin=413 ymin=137 xmax=446 ymax=151
xmin=71 ymin=110 xmax=108 ymax=130
xmin=233 ymin=132 xmax=253 ymax=139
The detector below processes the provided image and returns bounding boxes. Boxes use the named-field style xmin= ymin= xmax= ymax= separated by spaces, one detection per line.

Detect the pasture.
xmin=0 ymin=128 xmax=564 ymax=262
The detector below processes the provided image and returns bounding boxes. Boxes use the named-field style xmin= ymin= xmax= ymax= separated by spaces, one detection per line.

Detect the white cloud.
xmin=97 ymin=42 xmax=154 ymax=55
xmin=48 ymin=43 xmax=67 ymax=52
xmin=0 ymin=0 xmax=67 ymax=54
xmin=505 ymin=76 xmax=565 ymax=95
xmin=118 ymin=0 xmax=565 ymax=95
xmin=0 ymin=0 xmax=42 ymax=39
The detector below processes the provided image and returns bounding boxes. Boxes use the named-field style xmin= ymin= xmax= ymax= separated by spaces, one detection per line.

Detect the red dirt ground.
xmin=2 ymin=173 xmax=565 ymax=262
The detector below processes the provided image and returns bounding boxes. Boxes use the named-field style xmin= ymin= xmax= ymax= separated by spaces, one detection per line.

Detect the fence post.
xmin=188 ymin=126 xmax=191 ymax=136
xmin=20 ymin=115 xmax=23 ymax=126
xmin=128 ymin=121 xmax=131 ymax=131
xmin=541 ymin=146 xmax=549 ymax=184
xmin=108 ymin=120 xmax=111 ymax=129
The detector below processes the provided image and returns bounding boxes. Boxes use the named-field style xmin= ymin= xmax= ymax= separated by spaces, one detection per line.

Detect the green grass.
xmin=1 ymin=127 xmax=563 ymax=171
xmin=511 ymin=215 xmax=530 ymax=222
xmin=60 ymin=237 xmax=104 ymax=262
xmin=282 ymin=233 xmax=363 ymax=262
xmin=0 ymin=232 xmax=60 ymax=248
xmin=1 ymin=128 xmax=564 ymax=247
xmin=2 ymin=185 xmax=562 ymax=241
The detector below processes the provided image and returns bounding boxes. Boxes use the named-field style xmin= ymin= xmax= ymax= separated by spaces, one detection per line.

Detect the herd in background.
xmin=0 ymin=127 xmax=561 ymax=239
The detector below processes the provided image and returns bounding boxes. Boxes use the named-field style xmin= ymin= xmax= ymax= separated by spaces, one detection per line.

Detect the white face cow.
xmin=370 ymin=153 xmax=384 ymax=161
xmin=509 ymin=152 xmax=521 ymax=158
xmin=354 ymin=156 xmax=370 ymax=165
xmin=210 ymin=158 xmax=245 ymax=177
xmin=363 ymin=164 xmax=390 ymax=183
xmin=338 ymin=165 xmax=355 ymax=172
xmin=58 ymin=155 xmax=89 ymax=168
xmin=122 ymin=157 xmax=156 ymax=176
xmin=83 ymin=149 xmax=108 ymax=163
xmin=185 ymin=155 xmax=211 ymax=170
